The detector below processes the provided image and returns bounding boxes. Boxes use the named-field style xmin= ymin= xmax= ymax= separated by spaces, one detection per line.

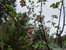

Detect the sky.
xmin=15 ymin=0 xmax=66 ymax=37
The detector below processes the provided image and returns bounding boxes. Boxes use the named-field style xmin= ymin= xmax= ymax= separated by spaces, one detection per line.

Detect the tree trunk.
xmin=56 ymin=34 xmax=62 ymax=48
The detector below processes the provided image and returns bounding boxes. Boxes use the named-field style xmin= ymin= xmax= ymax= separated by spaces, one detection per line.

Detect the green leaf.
xmin=43 ymin=0 xmax=47 ymax=2
xmin=5 ymin=4 xmax=17 ymax=17
xmin=33 ymin=40 xmax=46 ymax=48
xmin=50 ymin=2 xmax=59 ymax=8
xmin=51 ymin=15 xmax=58 ymax=19
xmin=56 ymin=2 xmax=60 ymax=6
xmin=46 ymin=21 xmax=51 ymax=23
xmin=5 ymin=4 xmax=13 ymax=12
xmin=52 ymin=22 xmax=56 ymax=26
xmin=54 ymin=25 xmax=60 ymax=29
xmin=9 ymin=11 xmax=17 ymax=17
xmin=37 ymin=0 xmax=47 ymax=3
xmin=50 ymin=3 xmax=56 ymax=8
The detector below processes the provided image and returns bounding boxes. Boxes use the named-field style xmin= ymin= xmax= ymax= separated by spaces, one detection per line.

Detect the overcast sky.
xmin=16 ymin=0 xmax=66 ymax=37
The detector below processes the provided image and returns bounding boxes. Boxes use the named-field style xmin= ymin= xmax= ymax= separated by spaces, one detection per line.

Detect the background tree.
xmin=50 ymin=0 xmax=65 ymax=48
xmin=0 ymin=0 xmax=30 ymax=50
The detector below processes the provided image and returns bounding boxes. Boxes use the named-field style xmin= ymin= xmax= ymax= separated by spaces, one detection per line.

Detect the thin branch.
xmin=39 ymin=0 xmax=50 ymax=50
xmin=40 ymin=0 xmax=42 ymax=16
xmin=56 ymin=1 xmax=63 ymax=35
xmin=60 ymin=0 xmax=65 ymax=34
